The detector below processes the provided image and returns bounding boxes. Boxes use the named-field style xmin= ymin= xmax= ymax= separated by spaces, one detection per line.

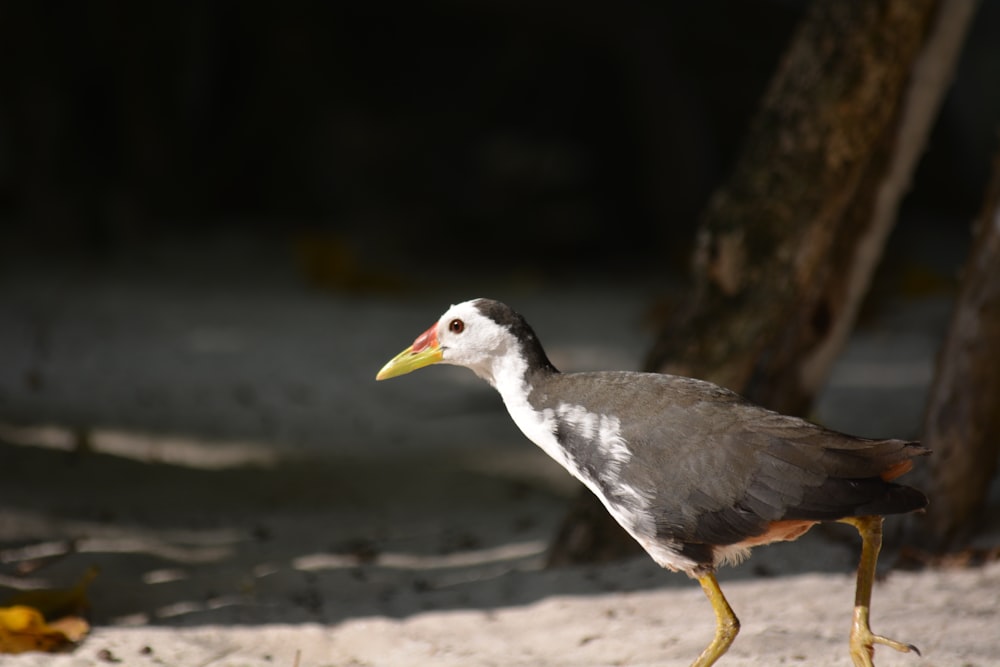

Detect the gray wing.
xmin=539 ymin=371 xmax=928 ymax=551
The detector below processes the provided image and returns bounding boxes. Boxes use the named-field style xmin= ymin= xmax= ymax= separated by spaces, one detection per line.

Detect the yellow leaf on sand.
xmin=0 ymin=605 xmax=89 ymax=654
xmin=3 ymin=566 xmax=98 ymax=620
xmin=0 ymin=567 xmax=97 ymax=653
xmin=47 ymin=615 xmax=90 ymax=642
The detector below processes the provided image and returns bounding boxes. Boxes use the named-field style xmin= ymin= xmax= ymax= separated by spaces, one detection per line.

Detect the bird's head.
xmin=376 ymin=299 xmax=553 ymax=386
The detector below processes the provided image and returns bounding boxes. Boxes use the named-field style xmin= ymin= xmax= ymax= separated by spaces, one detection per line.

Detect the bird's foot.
xmin=849 ymin=607 xmax=920 ymax=667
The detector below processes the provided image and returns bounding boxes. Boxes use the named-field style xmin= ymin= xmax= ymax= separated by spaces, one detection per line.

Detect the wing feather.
xmin=534 ymin=370 xmax=928 ymax=551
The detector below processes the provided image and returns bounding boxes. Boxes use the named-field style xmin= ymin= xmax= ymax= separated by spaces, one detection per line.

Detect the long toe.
xmin=873 ymin=633 xmax=920 ymax=656
xmin=850 ymin=627 xmax=919 ymax=667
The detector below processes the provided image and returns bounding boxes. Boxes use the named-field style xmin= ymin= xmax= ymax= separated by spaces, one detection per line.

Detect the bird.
xmin=375 ymin=298 xmax=928 ymax=667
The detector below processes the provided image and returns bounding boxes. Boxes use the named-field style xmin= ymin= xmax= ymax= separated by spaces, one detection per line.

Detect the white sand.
xmin=1 ymin=249 xmax=996 ymax=666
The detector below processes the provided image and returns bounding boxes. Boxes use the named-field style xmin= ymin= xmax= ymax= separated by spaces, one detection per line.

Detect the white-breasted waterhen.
xmin=376 ymin=298 xmax=928 ymax=667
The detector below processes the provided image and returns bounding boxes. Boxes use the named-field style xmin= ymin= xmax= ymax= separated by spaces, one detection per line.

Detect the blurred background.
xmin=3 ymin=0 xmax=998 ymax=459
xmin=2 ymin=1 xmax=997 ymax=276
xmin=0 ymin=0 xmax=998 ymax=630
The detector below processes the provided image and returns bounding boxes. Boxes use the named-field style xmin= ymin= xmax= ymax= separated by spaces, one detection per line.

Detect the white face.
xmin=434 ymin=300 xmax=516 ymax=381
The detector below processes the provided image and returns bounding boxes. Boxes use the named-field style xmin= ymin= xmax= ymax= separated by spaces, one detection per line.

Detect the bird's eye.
xmin=449 ymin=319 xmax=465 ymax=334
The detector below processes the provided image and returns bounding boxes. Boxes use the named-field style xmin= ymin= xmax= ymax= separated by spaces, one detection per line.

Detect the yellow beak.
xmin=375 ymin=324 xmax=443 ymax=380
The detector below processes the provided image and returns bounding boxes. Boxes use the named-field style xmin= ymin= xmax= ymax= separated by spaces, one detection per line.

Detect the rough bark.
xmin=645 ymin=0 xmax=966 ymax=410
xmin=914 ymin=147 xmax=1000 ymax=550
xmin=549 ymin=0 xmax=978 ymax=565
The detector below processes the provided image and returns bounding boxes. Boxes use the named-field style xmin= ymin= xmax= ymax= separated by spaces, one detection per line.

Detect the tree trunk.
xmin=549 ymin=0 xmax=977 ymax=565
xmin=914 ymin=147 xmax=1000 ymax=550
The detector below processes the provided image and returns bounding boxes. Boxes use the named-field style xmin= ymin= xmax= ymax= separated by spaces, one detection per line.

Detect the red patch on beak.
xmin=411 ymin=324 xmax=438 ymax=352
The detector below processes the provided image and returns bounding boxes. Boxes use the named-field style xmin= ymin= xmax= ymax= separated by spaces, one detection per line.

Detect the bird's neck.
xmin=478 ymin=338 xmax=556 ymax=400
xmin=485 ymin=351 xmax=526 ymax=396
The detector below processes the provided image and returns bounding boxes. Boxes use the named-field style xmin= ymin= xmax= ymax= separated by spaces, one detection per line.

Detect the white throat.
xmin=481 ymin=347 xmax=530 ymax=393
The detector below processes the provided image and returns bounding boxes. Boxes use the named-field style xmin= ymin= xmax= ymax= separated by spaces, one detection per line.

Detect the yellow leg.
xmin=691 ymin=572 xmax=740 ymax=667
xmin=840 ymin=516 xmax=919 ymax=667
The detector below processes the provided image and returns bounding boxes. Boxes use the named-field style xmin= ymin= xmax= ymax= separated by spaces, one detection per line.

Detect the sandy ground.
xmin=1 ymin=240 xmax=998 ymax=666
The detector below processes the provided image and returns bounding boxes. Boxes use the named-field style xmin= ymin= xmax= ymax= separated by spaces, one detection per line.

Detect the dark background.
xmin=0 ymin=2 xmax=999 ymax=638
xmin=3 ymin=1 xmax=998 ymax=282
